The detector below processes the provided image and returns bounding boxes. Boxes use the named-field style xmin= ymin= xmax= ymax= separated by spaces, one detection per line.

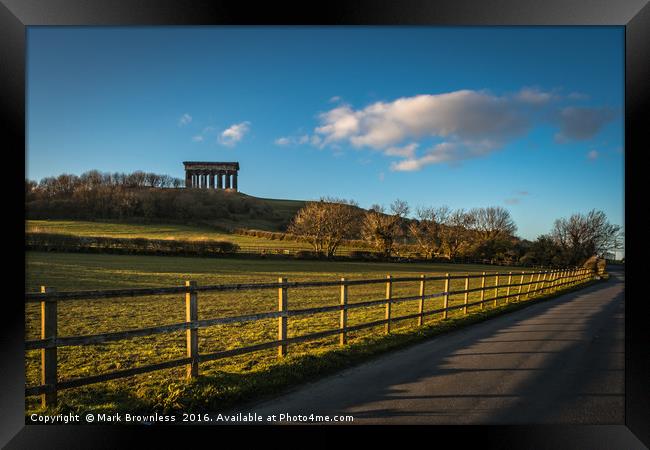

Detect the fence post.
xmin=540 ymin=271 xmax=548 ymax=294
xmin=339 ymin=278 xmax=348 ymax=345
xmin=506 ymin=272 xmax=512 ymax=303
xmin=532 ymin=272 xmax=540 ymax=295
xmin=418 ymin=275 xmax=426 ymax=326
xmin=517 ymin=271 xmax=525 ymax=301
xmin=463 ymin=274 xmax=469 ymax=314
xmin=548 ymin=270 xmax=555 ymax=292
xmin=385 ymin=275 xmax=392 ymax=333
xmin=278 ymin=277 xmax=288 ymax=357
xmin=480 ymin=272 xmax=486 ymax=310
xmin=40 ymin=286 xmax=57 ymax=409
xmin=443 ymin=273 xmax=450 ymax=319
xmin=551 ymin=269 xmax=557 ymax=291
xmin=185 ymin=281 xmax=199 ymax=379
xmin=493 ymin=274 xmax=499 ymax=307
xmin=525 ymin=273 xmax=534 ymax=299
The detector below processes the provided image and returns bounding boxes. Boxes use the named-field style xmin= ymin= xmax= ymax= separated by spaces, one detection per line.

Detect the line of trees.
xmin=287 ymin=198 xmax=622 ymax=266
xmin=25 ymin=170 xmax=276 ymax=222
xmin=27 ymin=170 xmax=184 ymax=196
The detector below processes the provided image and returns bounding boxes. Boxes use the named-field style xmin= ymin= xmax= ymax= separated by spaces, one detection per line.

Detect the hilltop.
xmin=26 ymin=185 xmax=307 ymax=232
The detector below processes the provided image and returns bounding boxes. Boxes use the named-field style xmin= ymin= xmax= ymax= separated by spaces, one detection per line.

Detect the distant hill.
xmin=26 ymin=186 xmax=307 ymax=232
xmin=233 ymin=193 xmax=307 ymax=231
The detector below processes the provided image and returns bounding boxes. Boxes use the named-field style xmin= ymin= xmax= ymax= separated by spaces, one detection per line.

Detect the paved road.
xmin=239 ymin=270 xmax=624 ymax=424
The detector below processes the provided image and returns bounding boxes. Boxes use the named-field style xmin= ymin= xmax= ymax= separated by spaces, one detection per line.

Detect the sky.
xmin=26 ymin=26 xmax=624 ymax=251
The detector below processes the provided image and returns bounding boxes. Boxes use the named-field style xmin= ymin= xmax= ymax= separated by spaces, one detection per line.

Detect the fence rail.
xmin=25 ymin=267 xmax=594 ymax=407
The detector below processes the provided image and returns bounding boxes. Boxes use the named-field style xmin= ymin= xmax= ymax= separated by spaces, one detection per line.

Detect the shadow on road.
xmin=250 ymin=271 xmax=624 ymax=424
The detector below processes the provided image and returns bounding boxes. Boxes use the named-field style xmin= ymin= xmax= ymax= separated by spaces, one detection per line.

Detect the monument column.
xmin=232 ymin=172 xmax=238 ymax=191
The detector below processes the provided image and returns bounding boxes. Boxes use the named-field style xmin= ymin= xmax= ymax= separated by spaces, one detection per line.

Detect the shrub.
xmin=26 ymin=232 xmax=239 ymax=256
xmin=294 ymin=250 xmax=320 ymax=259
xmin=582 ymin=255 xmax=598 ymax=273
xmin=349 ymin=250 xmax=379 ymax=260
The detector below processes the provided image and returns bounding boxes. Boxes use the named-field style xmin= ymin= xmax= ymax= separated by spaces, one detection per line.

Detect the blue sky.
xmin=26 ymin=26 xmax=624 ymax=249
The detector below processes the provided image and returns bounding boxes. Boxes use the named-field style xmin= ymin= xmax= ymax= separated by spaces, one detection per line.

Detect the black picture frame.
xmin=2 ymin=0 xmax=647 ymax=448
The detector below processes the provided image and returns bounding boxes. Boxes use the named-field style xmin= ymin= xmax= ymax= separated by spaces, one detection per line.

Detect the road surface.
xmin=238 ymin=270 xmax=624 ymax=424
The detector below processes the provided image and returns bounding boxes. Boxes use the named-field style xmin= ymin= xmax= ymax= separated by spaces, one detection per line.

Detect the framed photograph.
xmin=2 ymin=0 xmax=647 ymax=447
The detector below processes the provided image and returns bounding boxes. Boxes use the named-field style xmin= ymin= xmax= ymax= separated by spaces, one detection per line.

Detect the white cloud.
xmin=219 ymin=121 xmax=251 ymax=147
xmin=277 ymin=88 xmax=617 ymax=171
xmin=192 ymin=135 xmax=204 ymax=142
xmin=384 ymin=143 xmax=418 ymax=158
xmin=178 ymin=113 xmax=192 ymax=126
xmin=274 ymin=134 xmax=312 ymax=147
xmin=515 ymin=87 xmax=555 ymax=104
xmin=378 ymin=172 xmax=385 ymax=182
xmin=314 ymin=90 xmax=530 ymax=160
xmin=390 ymin=142 xmax=465 ymax=171
xmin=504 ymin=198 xmax=520 ymax=205
xmin=329 ymin=96 xmax=342 ymax=103
xmin=587 ymin=150 xmax=600 ymax=160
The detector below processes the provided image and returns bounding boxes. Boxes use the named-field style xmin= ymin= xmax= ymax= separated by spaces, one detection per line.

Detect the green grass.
xmin=25 ymin=251 xmax=587 ymax=417
xmin=26 ymin=220 xmax=313 ymax=250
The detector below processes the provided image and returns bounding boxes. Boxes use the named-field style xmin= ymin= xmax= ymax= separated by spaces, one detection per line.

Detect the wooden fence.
xmin=25 ymin=267 xmax=594 ymax=408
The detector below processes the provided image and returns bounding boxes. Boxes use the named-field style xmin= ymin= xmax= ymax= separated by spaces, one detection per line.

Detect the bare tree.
xmin=552 ymin=209 xmax=622 ymax=265
xmin=440 ymin=208 xmax=475 ymax=259
xmin=361 ymin=200 xmax=409 ymax=257
xmin=79 ymin=170 xmax=104 ymax=190
xmin=408 ymin=206 xmax=449 ymax=259
xmin=288 ymin=197 xmax=361 ymax=257
xmin=469 ymin=206 xmax=517 ymax=241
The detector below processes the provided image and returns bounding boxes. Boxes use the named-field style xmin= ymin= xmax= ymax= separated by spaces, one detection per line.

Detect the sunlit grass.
xmin=25 ymin=251 xmax=586 ymax=417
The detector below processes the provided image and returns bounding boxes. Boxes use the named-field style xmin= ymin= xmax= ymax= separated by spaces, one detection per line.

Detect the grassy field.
xmin=207 ymin=193 xmax=306 ymax=231
xmin=26 ymin=220 xmax=313 ymax=250
xmin=25 ymin=251 xmax=580 ymax=416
